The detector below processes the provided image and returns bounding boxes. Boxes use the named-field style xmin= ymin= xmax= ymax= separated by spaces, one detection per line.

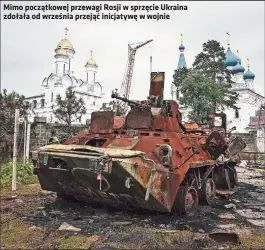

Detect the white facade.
xmin=223 ymin=89 xmax=264 ymax=133
xmin=26 ymin=29 xmax=104 ymax=125
xmin=172 ymin=34 xmax=265 ymax=134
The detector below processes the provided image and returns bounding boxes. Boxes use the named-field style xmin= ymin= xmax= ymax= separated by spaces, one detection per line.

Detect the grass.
xmin=0 ymin=161 xmax=40 ymax=197
xmin=1 ymin=218 xmax=44 ymax=249
xmin=238 ymin=230 xmax=265 ymax=249
xmin=56 ymin=236 xmax=91 ymax=250
xmin=1 ymin=217 xmax=91 ymax=249
xmin=101 ymin=226 xmax=196 ymax=249
xmin=0 ymin=161 xmax=37 ymax=187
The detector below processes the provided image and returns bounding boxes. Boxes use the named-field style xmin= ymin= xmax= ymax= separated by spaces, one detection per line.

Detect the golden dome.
xmin=55 ymin=48 xmax=68 ymax=56
xmin=85 ymin=50 xmax=98 ymax=67
xmin=56 ymin=39 xmax=74 ymax=50
xmin=86 ymin=58 xmax=97 ymax=66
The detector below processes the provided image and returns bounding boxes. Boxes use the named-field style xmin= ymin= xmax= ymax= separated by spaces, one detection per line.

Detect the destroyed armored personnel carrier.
xmin=31 ymin=72 xmax=246 ymax=215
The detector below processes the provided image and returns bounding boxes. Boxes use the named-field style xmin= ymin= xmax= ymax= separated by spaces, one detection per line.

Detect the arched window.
xmin=33 ymin=100 xmax=37 ymax=109
xmin=41 ymin=99 xmax=45 ymax=108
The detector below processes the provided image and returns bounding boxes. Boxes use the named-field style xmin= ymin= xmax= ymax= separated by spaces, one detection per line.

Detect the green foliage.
xmin=53 ymin=87 xmax=87 ymax=134
xmin=172 ymin=67 xmax=189 ymax=89
xmin=179 ymin=70 xmax=238 ymax=124
xmin=192 ymin=40 xmax=233 ymax=83
xmin=0 ymin=89 xmax=30 ymax=160
xmin=0 ymin=161 xmax=35 ymax=188
xmin=100 ymin=89 xmax=127 ymax=116
xmin=57 ymin=236 xmax=91 ymax=250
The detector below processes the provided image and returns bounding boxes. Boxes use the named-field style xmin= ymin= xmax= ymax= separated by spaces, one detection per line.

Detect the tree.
xmin=0 ymin=89 xmax=30 ymax=160
xmin=172 ymin=67 xmax=189 ymax=89
xmin=100 ymin=89 xmax=127 ymax=116
xmin=193 ymin=40 xmax=233 ymax=83
xmin=179 ymin=71 xmax=238 ymax=124
xmin=53 ymin=87 xmax=86 ymax=135
xmin=100 ymin=100 xmax=127 ymax=116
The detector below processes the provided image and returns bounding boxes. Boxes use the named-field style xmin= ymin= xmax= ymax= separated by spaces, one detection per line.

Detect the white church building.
xmin=26 ymin=28 xmax=104 ymax=125
xmin=172 ymin=33 xmax=265 ymax=135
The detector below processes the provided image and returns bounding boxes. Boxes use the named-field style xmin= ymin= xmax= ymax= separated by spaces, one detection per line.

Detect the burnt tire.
xmin=228 ymin=167 xmax=238 ymax=188
xmin=200 ymin=178 xmax=216 ymax=207
xmin=173 ymin=185 xmax=198 ymax=216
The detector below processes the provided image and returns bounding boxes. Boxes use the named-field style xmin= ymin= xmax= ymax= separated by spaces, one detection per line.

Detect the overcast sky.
xmin=1 ymin=1 xmax=264 ymax=103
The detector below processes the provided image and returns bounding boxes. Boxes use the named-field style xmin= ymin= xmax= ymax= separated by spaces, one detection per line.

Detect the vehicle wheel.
xmin=224 ymin=168 xmax=232 ymax=190
xmin=200 ymin=178 xmax=216 ymax=207
xmin=173 ymin=185 xmax=198 ymax=216
xmin=228 ymin=167 xmax=238 ymax=188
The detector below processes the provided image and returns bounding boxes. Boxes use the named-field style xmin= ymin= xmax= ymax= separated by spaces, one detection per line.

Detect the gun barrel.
xmin=111 ymin=93 xmax=140 ymax=107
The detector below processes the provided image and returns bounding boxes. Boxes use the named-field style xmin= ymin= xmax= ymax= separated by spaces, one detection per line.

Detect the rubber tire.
xmin=173 ymin=185 xmax=199 ymax=216
xmin=224 ymin=168 xmax=232 ymax=190
xmin=200 ymin=178 xmax=216 ymax=207
xmin=228 ymin=167 xmax=238 ymax=188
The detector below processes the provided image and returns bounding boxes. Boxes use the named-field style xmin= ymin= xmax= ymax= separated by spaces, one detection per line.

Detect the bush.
xmin=0 ymin=161 xmax=36 ymax=188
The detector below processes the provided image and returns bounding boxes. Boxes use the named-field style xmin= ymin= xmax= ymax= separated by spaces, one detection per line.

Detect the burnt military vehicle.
xmin=31 ymin=72 xmax=246 ymax=215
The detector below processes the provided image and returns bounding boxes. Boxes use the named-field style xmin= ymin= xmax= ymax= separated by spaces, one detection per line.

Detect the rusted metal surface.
xmin=32 ymin=72 xmax=246 ymax=215
xmin=91 ymin=111 xmax=114 ymax=134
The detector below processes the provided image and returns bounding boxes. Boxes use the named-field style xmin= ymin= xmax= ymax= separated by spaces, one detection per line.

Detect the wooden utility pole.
xmin=12 ymin=109 xmax=19 ymax=191
xmin=25 ymin=123 xmax=31 ymax=163
xmin=23 ymin=119 xmax=27 ymax=164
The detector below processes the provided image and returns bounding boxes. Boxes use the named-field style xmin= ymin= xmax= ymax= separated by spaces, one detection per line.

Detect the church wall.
xmin=26 ymin=30 xmax=105 ymax=126
xmin=225 ymin=89 xmax=265 ymax=133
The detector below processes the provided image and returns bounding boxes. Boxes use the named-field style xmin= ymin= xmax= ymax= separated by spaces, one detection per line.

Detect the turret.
xmin=109 ymin=72 xmax=183 ymax=133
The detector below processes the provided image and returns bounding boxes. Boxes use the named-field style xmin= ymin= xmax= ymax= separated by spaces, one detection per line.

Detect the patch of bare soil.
xmin=1 ymin=165 xmax=265 ymax=249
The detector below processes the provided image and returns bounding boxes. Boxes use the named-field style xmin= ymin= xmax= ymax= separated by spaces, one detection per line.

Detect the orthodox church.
xmin=26 ymin=28 xmax=104 ymax=125
xmin=172 ymin=33 xmax=265 ymax=138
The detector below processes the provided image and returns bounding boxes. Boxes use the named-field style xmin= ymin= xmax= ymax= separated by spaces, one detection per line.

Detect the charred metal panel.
xmin=153 ymin=117 xmax=165 ymax=131
xmin=91 ymin=111 xmax=114 ymax=134
xmin=149 ymin=72 xmax=165 ymax=98
xmin=205 ymin=131 xmax=228 ymax=159
xmin=114 ymin=116 xmax=125 ymax=129
xmin=126 ymin=108 xmax=152 ymax=129
xmin=107 ymin=137 xmax=140 ymax=150
xmin=226 ymin=136 xmax=246 ymax=156
xmin=163 ymin=117 xmax=182 ymax=133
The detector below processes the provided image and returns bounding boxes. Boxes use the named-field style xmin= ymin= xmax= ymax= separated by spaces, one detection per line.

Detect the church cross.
xmin=226 ymin=32 xmax=230 ymax=46
xmin=90 ymin=50 xmax=93 ymax=57
xmin=180 ymin=33 xmax=183 ymax=43
xmin=64 ymin=27 xmax=68 ymax=38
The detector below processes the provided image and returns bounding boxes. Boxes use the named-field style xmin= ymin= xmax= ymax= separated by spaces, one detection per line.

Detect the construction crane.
xmin=120 ymin=39 xmax=153 ymax=102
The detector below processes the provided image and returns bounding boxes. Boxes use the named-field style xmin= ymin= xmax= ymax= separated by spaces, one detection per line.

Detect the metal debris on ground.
xmin=58 ymin=222 xmax=81 ymax=232
xmin=87 ymin=235 xmax=100 ymax=243
xmin=218 ymin=213 xmax=236 ymax=220
xmin=224 ymin=203 xmax=236 ymax=209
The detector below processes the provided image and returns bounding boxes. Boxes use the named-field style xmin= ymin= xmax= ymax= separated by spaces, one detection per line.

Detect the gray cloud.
xmin=1 ymin=1 xmax=264 ymax=102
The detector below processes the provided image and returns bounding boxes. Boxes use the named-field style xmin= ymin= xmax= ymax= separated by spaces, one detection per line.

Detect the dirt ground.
xmin=1 ymin=164 xmax=265 ymax=249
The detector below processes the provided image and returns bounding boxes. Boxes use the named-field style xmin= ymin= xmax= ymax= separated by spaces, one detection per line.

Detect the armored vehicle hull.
xmin=31 ymin=72 xmax=246 ymax=215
